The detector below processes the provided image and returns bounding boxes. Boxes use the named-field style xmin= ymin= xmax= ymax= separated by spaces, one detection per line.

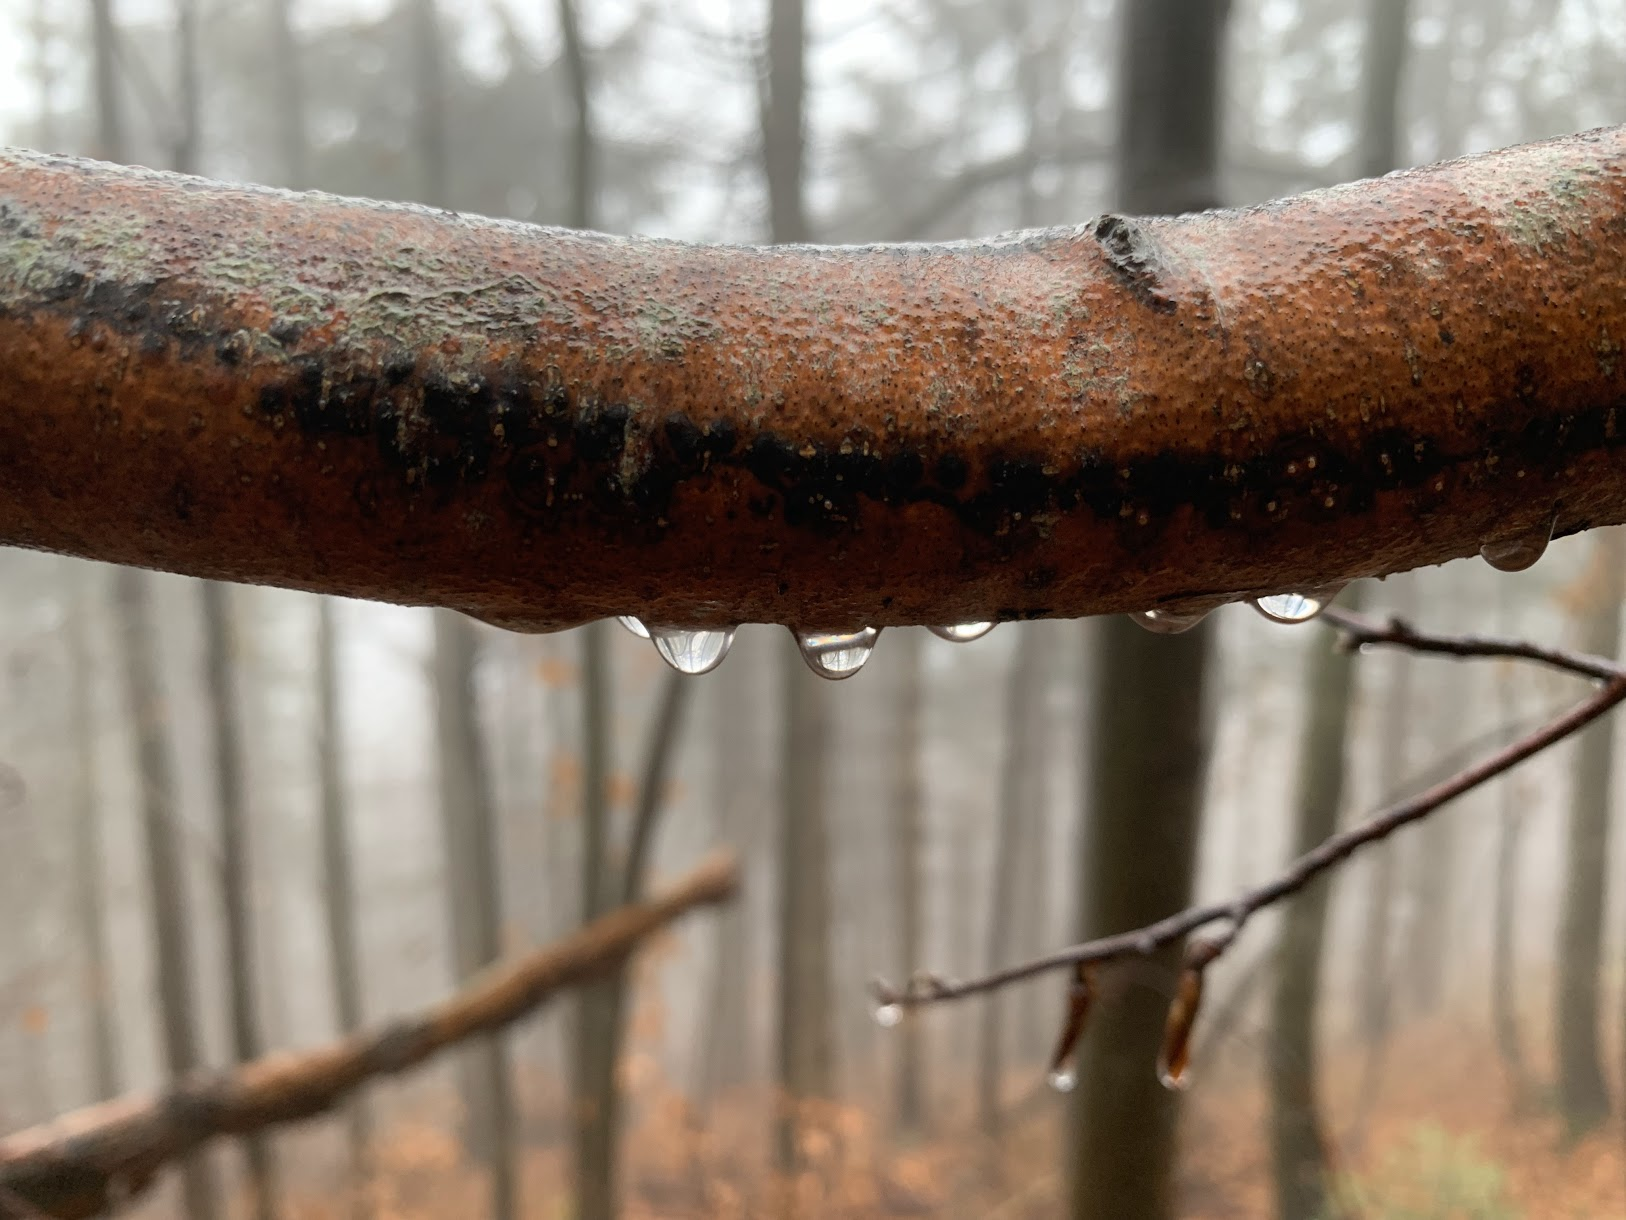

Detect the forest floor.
xmin=258 ymin=1020 xmax=1623 ymax=1220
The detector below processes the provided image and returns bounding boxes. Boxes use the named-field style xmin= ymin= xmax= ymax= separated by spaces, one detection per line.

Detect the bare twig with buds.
xmin=873 ymin=609 xmax=1626 ymax=1088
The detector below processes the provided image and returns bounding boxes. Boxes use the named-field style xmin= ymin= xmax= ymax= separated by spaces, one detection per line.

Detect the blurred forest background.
xmin=2 ymin=1 xmax=1626 ymax=1218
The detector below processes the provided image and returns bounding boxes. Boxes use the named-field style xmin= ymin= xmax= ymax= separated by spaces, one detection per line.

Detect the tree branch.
xmin=1 ymin=129 xmax=1624 ymax=630
xmin=873 ymin=623 xmax=1626 ymax=1019
xmin=0 ymin=853 xmax=738 ymax=1220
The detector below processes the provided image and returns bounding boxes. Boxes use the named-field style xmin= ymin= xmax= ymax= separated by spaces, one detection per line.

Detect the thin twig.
xmin=0 ymin=854 xmax=738 ymax=1220
xmin=1322 ymin=606 xmax=1626 ymax=682
xmin=874 ymin=620 xmax=1626 ymax=1010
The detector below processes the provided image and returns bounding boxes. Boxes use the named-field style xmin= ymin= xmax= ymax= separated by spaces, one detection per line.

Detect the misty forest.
xmin=1 ymin=1 xmax=1625 ymax=1219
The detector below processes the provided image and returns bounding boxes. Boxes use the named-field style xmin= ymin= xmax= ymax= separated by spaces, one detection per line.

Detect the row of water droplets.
xmin=616 ymin=616 xmax=996 ymax=678
xmin=616 ymin=515 xmax=1555 ymax=674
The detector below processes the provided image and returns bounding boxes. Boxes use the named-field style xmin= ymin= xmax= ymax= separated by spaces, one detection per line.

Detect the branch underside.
xmin=1 ymin=129 xmax=1624 ymax=629
xmin=0 ymin=854 xmax=738 ymax=1220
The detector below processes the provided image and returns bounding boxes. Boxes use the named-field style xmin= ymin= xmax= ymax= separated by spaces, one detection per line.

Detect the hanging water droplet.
xmin=1156 ymin=1062 xmax=1192 ymax=1092
xmin=1249 ymin=584 xmax=1345 ymax=625
xmin=796 ymin=627 xmax=880 ymax=679
xmin=1046 ymin=1068 xmax=1077 ymax=1094
xmin=1129 ymin=607 xmax=1210 ymax=635
xmin=929 ymin=622 xmax=996 ymax=643
xmin=648 ymin=626 xmax=735 ymax=676
xmin=873 ymin=1003 xmax=903 ymax=1029
xmin=617 ymin=616 xmax=650 ymax=639
xmin=1481 ymin=519 xmax=1553 ymax=572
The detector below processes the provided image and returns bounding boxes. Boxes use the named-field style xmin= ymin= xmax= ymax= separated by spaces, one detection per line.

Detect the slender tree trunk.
xmin=556 ymin=0 xmax=594 ymax=232
xmin=1069 ymin=9 xmax=1227 ymax=1219
xmin=30 ymin=0 xmax=57 ymax=152
xmin=1554 ymin=529 xmax=1625 ymax=1136
xmin=172 ymin=0 xmax=199 ymax=175
xmin=697 ymin=635 xmax=757 ymax=1110
xmin=891 ymin=629 xmax=926 ymax=1136
xmin=315 ymin=599 xmax=373 ymax=1213
xmin=572 ymin=620 xmax=618 ymax=1220
xmin=1351 ymin=575 xmax=1413 ymax=1141
xmin=777 ymin=633 xmax=836 ymax=1176
xmin=1270 ymin=587 xmax=1365 ymax=1220
xmin=201 ymin=582 xmax=278 ymax=1220
xmin=977 ymin=625 xmax=1045 ymax=1141
xmin=65 ymin=561 xmax=119 ymax=1103
xmin=112 ymin=568 xmax=219 ymax=1220
xmin=1489 ymin=582 xmax=1529 ymax=1110
xmin=430 ymin=611 xmax=517 ymax=1219
xmin=763 ymin=0 xmax=833 ymax=1190
xmin=88 ymin=0 xmax=124 ymax=164
xmin=268 ymin=0 xmax=307 ymax=188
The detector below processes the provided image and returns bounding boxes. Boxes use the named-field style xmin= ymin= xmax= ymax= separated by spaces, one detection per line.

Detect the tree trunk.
xmin=1489 ymin=580 xmax=1529 ymax=1109
xmin=977 ymin=625 xmax=1045 ymax=1141
xmin=1068 ymin=8 xmax=1227 ymax=1220
xmin=65 ymin=561 xmax=119 ymax=1104
xmin=111 ymin=568 xmax=219 ymax=1220
xmin=315 ymin=598 xmax=372 ymax=1211
xmin=200 ymin=581 xmax=278 ymax=1220
xmin=88 ymin=0 xmax=123 ymax=163
xmin=777 ymin=632 xmax=836 ymax=1176
xmin=891 ymin=628 xmax=926 ymax=1136
xmin=572 ymin=619 xmax=617 ymax=1220
xmin=430 ymin=610 xmax=517 ymax=1220
xmin=1269 ymin=586 xmax=1364 ymax=1220
xmin=268 ymin=0 xmax=307 ymax=188
xmin=1554 ymin=528 xmax=1625 ymax=1136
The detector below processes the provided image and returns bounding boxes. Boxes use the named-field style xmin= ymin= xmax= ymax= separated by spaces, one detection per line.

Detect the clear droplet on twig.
xmin=1248 ymin=585 xmax=1346 ymax=625
xmin=873 ymin=1003 xmax=903 ymax=1029
xmin=617 ymin=616 xmax=651 ymax=639
xmin=1130 ymin=607 xmax=1210 ymax=635
xmin=929 ymin=622 xmax=996 ymax=643
xmin=796 ymin=628 xmax=880 ymax=679
xmin=649 ymin=627 xmax=735 ymax=675
xmin=1481 ymin=517 xmax=1554 ymax=572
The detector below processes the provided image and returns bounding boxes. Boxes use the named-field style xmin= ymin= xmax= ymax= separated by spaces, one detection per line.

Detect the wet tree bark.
xmin=1269 ymin=586 xmax=1365 ymax=1220
xmin=1068 ymin=9 xmax=1227 ymax=1220
xmin=1554 ymin=528 xmax=1624 ymax=1136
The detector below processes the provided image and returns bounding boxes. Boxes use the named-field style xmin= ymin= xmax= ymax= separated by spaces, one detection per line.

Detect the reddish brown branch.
xmin=1 ymin=129 xmax=1624 ymax=629
xmin=873 ymin=623 xmax=1626 ymax=1010
xmin=0 ymin=853 xmax=738 ymax=1220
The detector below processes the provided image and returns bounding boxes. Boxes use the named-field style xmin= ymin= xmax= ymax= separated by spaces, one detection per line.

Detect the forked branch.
xmin=873 ymin=614 xmax=1626 ymax=1080
xmin=0 ymin=853 xmax=738 ymax=1220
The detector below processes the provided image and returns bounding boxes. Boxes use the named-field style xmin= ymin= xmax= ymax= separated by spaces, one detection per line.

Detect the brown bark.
xmin=0 ymin=125 xmax=1622 ymax=626
xmin=0 ymin=854 xmax=737 ymax=1220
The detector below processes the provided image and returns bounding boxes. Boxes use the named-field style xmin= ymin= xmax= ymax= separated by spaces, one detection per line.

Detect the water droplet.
xmin=1130 ymin=607 xmax=1209 ymax=635
xmin=873 ymin=1003 xmax=903 ymax=1028
xmin=617 ymin=616 xmax=650 ymax=639
xmin=929 ymin=622 xmax=996 ymax=643
xmin=1046 ymin=1068 xmax=1077 ymax=1094
xmin=796 ymin=628 xmax=880 ymax=679
xmin=1157 ymin=1062 xmax=1192 ymax=1092
xmin=1481 ymin=520 xmax=1553 ymax=572
xmin=648 ymin=626 xmax=734 ymax=675
xmin=1249 ymin=585 xmax=1345 ymax=625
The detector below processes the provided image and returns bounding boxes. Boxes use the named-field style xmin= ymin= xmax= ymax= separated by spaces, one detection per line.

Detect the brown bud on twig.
xmin=1044 ymin=963 xmax=1095 ymax=1093
xmin=1158 ymin=938 xmax=1224 ymax=1091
